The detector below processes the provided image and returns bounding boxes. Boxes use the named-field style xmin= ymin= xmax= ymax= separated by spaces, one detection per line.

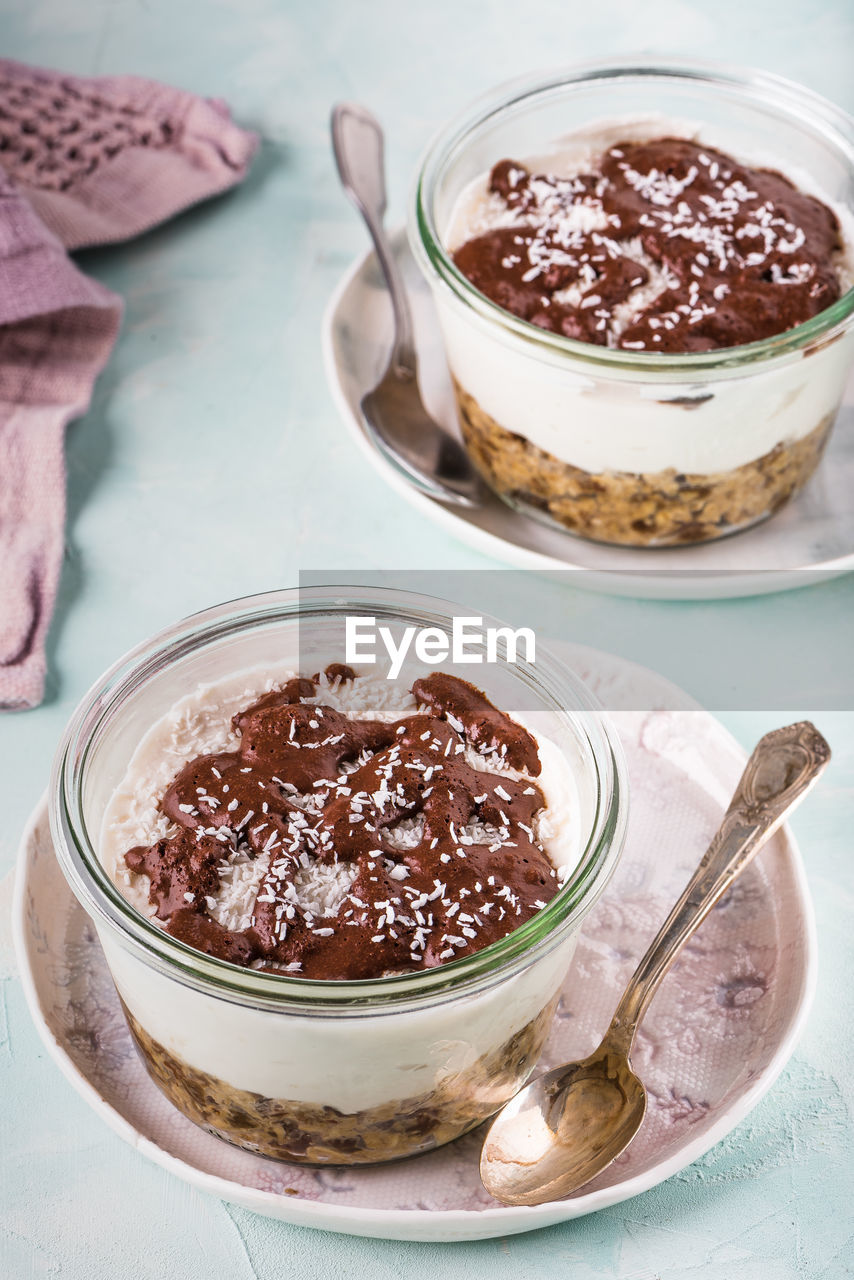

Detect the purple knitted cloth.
xmin=0 ymin=60 xmax=257 ymax=709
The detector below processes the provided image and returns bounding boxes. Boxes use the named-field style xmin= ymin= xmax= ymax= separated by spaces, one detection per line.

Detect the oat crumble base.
xmin=121 ymin=995 xmax=558 ymax=1164
xmin=454 ymin=378 xmax=834 ymax=547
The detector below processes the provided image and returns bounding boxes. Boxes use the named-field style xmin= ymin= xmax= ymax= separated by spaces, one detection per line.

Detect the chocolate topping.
xmin=412 ymin=673 xmax=541 ymax=775
xmin=453 ymin=138 xmax=844 ymax=352
xmin=238 ymin=702 xmax=395 ymax=793
xmin=322 ymin=663 xmax=357 ymax=684
xmin=167 ymin=908 xmax=259 ymax=966
xmin=125 ymin=830 xmax=222 ymax=919
xmin=122 ymin=672 xmax=559 ymax=980
xmin=230 ymin=665 xmax=356 ymax=734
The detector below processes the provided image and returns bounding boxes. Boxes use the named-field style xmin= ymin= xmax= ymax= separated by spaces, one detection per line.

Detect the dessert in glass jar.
xmin=411 ymin=60 xmax=854 ymax=547
xmin=51 ymin=588 xmax=627 ymax=1164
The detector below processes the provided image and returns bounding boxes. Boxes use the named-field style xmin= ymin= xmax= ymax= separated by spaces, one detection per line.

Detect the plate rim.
xmin=321 ymin=236 xmax=854 ymax=602
xmin=12 ymin=644 xmax=819 ymax=1241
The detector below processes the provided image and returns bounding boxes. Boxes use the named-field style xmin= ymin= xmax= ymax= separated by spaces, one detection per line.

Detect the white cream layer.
xmin=101 ymin=925 xmax=576 ymax=1111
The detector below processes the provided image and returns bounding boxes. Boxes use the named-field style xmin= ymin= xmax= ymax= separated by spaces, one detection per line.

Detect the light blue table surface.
xmin=1 ymin=1 xmax=853 ymax=1276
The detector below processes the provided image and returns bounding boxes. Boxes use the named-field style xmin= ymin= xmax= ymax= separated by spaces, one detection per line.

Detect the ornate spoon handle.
xmin=331 ymin=102 xmax=416 ymax=376
xmin=607 ymin=721 xmax=830 ymax=1053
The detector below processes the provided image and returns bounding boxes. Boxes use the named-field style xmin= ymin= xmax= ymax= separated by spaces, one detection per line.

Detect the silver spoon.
xmin=331 ymin=102 xmax=485 ymax=507
xmin=480 ymin=720 xmax=831 ymax=1207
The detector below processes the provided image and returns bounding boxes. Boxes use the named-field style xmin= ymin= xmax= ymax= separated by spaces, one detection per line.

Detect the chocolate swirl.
xmin=453 ymin=138 xmax=843 ymax=352
xmin=124 ymin=670 xmax=559 ymax=980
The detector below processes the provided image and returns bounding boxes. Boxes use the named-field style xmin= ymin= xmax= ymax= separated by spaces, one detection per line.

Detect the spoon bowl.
xmin=481 ymin=1038 xmax=646 ymax=1207
xmin=360 ymin=367 xmax=483 ymax=505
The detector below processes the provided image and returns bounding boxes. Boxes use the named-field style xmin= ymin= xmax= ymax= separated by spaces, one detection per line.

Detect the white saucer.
xmin=322 ymin=231 xmax=854 ymax=600
xmin=13 ymin=644 xmax=816 ymax=1241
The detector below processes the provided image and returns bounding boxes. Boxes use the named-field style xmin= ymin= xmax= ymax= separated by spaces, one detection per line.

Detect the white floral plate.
xmin=13 ymin=644 xmax=816 ymax=1241
xmin=322 ymin=231 xmax=854 ymax=600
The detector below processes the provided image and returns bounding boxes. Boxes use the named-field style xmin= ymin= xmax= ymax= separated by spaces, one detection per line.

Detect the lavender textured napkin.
xmin=0 ymin=60 xmax=257 ymax=709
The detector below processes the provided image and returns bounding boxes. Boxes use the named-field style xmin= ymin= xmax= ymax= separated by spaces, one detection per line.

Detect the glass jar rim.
xmin=411 ymin=55 xmax=854 ymax=375
xmin=50 ymin=586 xmax=628 ymax=1015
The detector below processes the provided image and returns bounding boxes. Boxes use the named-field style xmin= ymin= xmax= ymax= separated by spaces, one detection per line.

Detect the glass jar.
xmin=50 ymin=587 xmax=627 ymax=1165
xmin=411 ymin=59 xmax=854 ymax=547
